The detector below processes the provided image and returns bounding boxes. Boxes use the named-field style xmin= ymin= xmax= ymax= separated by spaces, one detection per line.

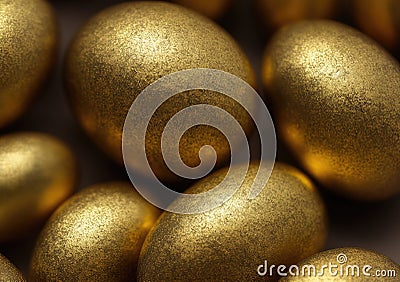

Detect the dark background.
xmin=0 ymin=0 xmax=399 ymax=276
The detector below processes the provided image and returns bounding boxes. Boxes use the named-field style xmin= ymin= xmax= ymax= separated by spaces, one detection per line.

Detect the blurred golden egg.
xmin=256 ymin=0 xmax=337 ymax=30
xmin=29 ymin=182 xmax=161 ymax=281
xmin=137 ymin=163 xmax=327 ymax=281
xmin=280 ymin=248 xmax=400 ymax=281
xmin=0 ymin=132 xmax=77 ymax=242
xmin=65 ymin=1 xmax=256 ymax=183
xmin=262 ymin=20 xmax=400 ymax=200
xmin=0 ymin=254 xmax=25 ymax=282
xmin=354 ymin=0 xmax=400 ymax=51
xmin=0 ymin=0 xmax=57 ymax=128
xmin=172 ymin=0 xmax=231 ymax=19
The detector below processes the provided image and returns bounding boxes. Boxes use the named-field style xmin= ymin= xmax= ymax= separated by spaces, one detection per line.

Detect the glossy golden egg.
xmin=172 ymin=0 xmax=231 ymax=19
xmin=0 ymin=254 xmax=25 ymax=282
xmin=262 ymin=20 xmax=400 ymax=200
xmin=0 ymin=132 xmax=77 ymax=242
xmin=354 ymin=0 xmax=400 ymax=51
xmin=29 ymin=182 xmax=161 ymax=281
xmin=280 ymin=248 xmax=400 ymax=281
xmin=256 ymin=0 xmax=337 ymax=30
xmin=65 ymin=1 xmax=256 ymax=183
xmin=137 ymin=163 xmax=327 ymax=281
xmin=0 ymin=0 xmax=57 ymax=128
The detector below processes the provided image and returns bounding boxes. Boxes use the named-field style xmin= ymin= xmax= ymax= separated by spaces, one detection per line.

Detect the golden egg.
xmin=29 ymin=182 xmax=161 ymax=281
xmin=0 ymin=0 xmax=57 ymax=128
xmin=262 ymin=20 xmax=400 ymax=200
xmin=65 ymin=1 xmax=256 ymax=183
xmin=0 ymin=132 xmax=77 ymax=242
xmin=256 ymin=0 xmax=337 ymax=30
xmin=354 ymin=0 xmax=400 ymax=51
xmin=280 ymin=248 xmax=400 ymax=281
xmin=172 ymin=0 xmax=232 ymax=19
xmin=137 ymin=163 xmax=327 ymax=281
xmin=0 ymin=254 xmax=25 ymax=282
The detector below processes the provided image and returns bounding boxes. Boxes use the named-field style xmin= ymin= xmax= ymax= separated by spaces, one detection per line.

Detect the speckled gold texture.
xmin=256 ymin=0 xmax=336 ymax=30
xmin=137 ymin=163 xmax=327 ymax=281
xmin=262 ymin=20 xmax=400 ymax=200
xmin=280 ymin=248 xmax=400 ymax=281
xmin=0 ymin=254 xmax=25 ymax=282
xmin=29 ymin=182 xmax=161 ymax=282
xmin=173 ymin=0 xmax=231 ymax=19
xmin=0 ymin=132 xmax=77 ymax=242
xmin=0 ymin=0 xmax=57 ymax=128
xmin=65 ymin=1 xmax=256 ymax=183
xmin=354 ymin=0 xmax=400 ymax=51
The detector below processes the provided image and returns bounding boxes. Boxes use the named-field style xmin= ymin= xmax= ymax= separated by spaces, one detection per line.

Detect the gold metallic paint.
xmin=0 ymin=0 xmax=57 ymax=128
xmin=0 ymin=254 xmax=25 ymax=282
xmin=138 ymin=163 xmax=327 ymax=281
xmin=262 ymin=20 xmax=400 ymax=200
xmin=29 ymin=182 xmax=161 ymax=282
xmin=0 ymin=132 xmax=77 ymax=242
xmin=280 ymin=248 xmax=400 ymax=281
xmin=65 ymin=1 xmax=256 ymax=183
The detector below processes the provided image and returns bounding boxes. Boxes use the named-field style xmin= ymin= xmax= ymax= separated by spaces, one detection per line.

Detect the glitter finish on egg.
xmin=262 ymin=20 xmax=400 ymax=200
xmin=29 ymin=182 xmax=161 ymax=282
xmin=173 ymin=0 xmax=231 ymax=19
xmin=0 ymin=0 xmax=57 ymax=128
xmin=65 ymin=1 xmax=256 ymax=183
xmin=256 ymin=0 xmax=336 ymax=30
xmin=354 ymin=0 xmax=400 ymax=51
xmin=137 ymin=163 xmax=327 ymax=281
xmin=0 ymin=254 xmax=25 ymax=282
xmin=0 ymin=133 xmax=77 ymax=242
xmin=280 ymin=248 xmax=400 ymax=281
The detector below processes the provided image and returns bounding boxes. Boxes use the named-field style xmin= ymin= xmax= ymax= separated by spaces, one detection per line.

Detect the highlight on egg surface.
xmin=29 ymin=182 xmax=161 ymax=282
xmin=0 ymin=132 xmax=77 ymax=242
xmin=280 ymin=248 xmax=400 ymax=281
xmin=0 ymin=0 xmax=57 ymax=128
xmin=262 ymin=20 xmax=400 ymax=201
xmin=0 ymin=254 xmax=25 ymax=282
xmin=65 ymin=1 xmax=256 ymax=184
xmin=137 ymin=163 xmax=327 ymax=281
